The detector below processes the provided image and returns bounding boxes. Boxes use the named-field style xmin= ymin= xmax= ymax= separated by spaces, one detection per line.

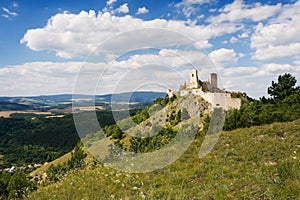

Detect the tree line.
xmin=224 ymin=73 xmax=300 ymax=130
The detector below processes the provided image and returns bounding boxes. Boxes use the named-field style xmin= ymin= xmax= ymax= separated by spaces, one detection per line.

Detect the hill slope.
xmin=27 ymin=119 xmax=300 ymax=199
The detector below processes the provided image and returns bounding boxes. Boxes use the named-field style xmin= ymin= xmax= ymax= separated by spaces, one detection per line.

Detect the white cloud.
xmin=258 ymin=63 xmax=294 ymax=76
xmin=2 ymin=14 xmax=9 ymax=18
xmin=252 ymin=43 xmax=300 ymax=60
xmin=222 ymin=40 xmax=228 ymax=44
xmin=294 ymin=60 xmax=300 ymax=66
xmin=177 ymin=0 xmax=212 ymax=6
xmin=175 ymin=0 xmax=212 ymax=18
xmin=136 ymin=7 xmax=149 ymax=15
xmin=251 ymin=1 xmax=300 ymax=60
xmin=12 ymin=2 xmax=18 ymax=8
xmin=238 ymin=53 xmax=245 ymax=58
xmin=223 ymin=66 xmax=258 ymax=77
xmin=0 ymin=62 xmax=83 ymax=96
xmin=2 ymin=7 xmax=18 ymax=18
xmin=181 ymin=6 xmax=196 ymax=18
xmin=222 ymin=63 xmax=300 ymax=97
xmin=230 ymin=36 xmax=238 ymax=43
xmin=209 ymin=48 xmax=238 ymax=66
xmin=209 ymin=8 xmax=217 ymax=12
xmin=0 ymin=48 xmax=216 ymax=96
xmin=107 ymin=0 xmax=117 ymax=6
xmin=103 ymin=0 xmax=117 ymax=13
xmin=207 ymin=0 xmax=282 ymax=24
xmin=6 ymin=1 xmax=300 ymax=98
xmin=21 ymin=10 xmax=240 ymax=59
xmin=238 ymin=32 xmax=249 ymax=38
xmin=116 ymin=3 xmax=129 ymax=13
xmin=2 ymin=50 xmax=299 ymax=97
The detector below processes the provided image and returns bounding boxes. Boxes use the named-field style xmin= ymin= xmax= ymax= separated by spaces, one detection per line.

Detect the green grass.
xmin=27 ymin=119 xmax=300 ymax=200
xmin=30 ymin=148 xmax=93 ymax=177
xmin=29 ymin=152 xmax=72 ymax=177
xmin=0 ymin=155 xmax=3 ymax=165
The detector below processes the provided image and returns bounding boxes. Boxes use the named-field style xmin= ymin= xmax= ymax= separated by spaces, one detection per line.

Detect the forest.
xmin=0 ymin=109 xmax=142 ymax=168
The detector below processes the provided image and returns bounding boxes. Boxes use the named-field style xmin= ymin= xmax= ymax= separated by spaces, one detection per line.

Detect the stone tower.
xmin=210 ymin=73 xmax=218 ymax=89
xmin=188 ymin=69 xmax=200 ymax=89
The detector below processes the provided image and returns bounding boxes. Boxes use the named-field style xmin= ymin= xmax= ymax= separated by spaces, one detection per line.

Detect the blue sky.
xmin=0 ymin=0 xmax=299 ymax=97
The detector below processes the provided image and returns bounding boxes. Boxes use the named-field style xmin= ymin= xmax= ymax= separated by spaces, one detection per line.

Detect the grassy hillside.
xmin=27 ymin=119 xmax=300 ymax=200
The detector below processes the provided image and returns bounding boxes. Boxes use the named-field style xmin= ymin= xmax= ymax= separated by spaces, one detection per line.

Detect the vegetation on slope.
xmin=27 ymin=119 xmax=300 ymax=200
xmin=0 ymin=142 xmax=87 ymax=199
xmin=25 ymin=73 xmax=300 ymax=199
xmin=224 ymin=73 xmax=300 ymax=130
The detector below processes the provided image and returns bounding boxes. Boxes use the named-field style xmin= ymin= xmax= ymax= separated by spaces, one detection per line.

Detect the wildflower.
xmin=133 ymin=186 xmax=138 ymax=190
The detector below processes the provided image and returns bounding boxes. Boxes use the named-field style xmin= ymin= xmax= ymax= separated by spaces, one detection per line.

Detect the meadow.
xmin=27 ymin=119 xmax=300 ymax=199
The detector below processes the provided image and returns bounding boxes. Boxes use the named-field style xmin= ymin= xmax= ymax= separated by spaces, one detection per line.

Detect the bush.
xmin=46 ymin=142 xmax=86 ymax=183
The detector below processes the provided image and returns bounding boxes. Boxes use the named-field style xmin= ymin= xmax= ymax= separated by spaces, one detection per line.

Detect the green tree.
xmin=268 ymin=73 xmax=297 ymax=100
xmin=7 ymin=171 xmax=30 ymax=199
xmin=67 ymin=142 xmax=86 ymax=169
xmin=0 ymin=172 xmax=11 ymax=198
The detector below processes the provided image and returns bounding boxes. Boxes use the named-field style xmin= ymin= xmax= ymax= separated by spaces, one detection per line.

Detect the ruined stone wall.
xmin=187 ymin=69 xmax=200 ymax=89
xmin=180 ymin=89 xmax=241 ymax=111
xmin=226 ymin=96 xmax=241 ymax=110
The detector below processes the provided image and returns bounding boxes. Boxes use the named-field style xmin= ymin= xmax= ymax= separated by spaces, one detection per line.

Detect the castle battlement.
xmin=167 ymin=70 xmax=242 ymax=111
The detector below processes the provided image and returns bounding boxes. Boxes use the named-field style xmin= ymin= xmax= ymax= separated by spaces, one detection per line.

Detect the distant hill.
xmin=0 ymin=91 xmax=166 ymax=107
xmin=0 ymin=91 xmax=165 ymax=112
xmin=0 ymin=102 xmax=33 ymax=111
xmin=95 ymin=91 xmax=166 ymax=103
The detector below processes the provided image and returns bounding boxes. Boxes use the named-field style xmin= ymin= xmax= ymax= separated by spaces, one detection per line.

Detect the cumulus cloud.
xmin=136 ymin=7 xmax=149 ymax=15
xmin=0 ymin=48 xmax=216 ymax=96
xmin=0 ymin=62 xmax=83 ymax=96
xmin=251 ymin=1 xmax=300 ymax=60
xmin=252 ymin=43 xmax=300 ymax=60
xmin=207 ymin=0 xmax=282 ymax=23
xmin=21 ymin=10 xmax=240 ymax=59
xmin=116 ymin=3 xmax=129 ymax=13
xmin=2 ymin=50 xmax=299 ymax=98
xmin=209 ymin=48 xmax=238 ymax=66
xmin=6 ymin=0 xmax=300 ymax=99
xmin=222 ymin=63 xmax=300 ymax=97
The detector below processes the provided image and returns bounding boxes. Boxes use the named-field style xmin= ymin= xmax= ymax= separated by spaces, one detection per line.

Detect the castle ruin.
xmin=167 ymin=70 xmax=242 ymax=111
